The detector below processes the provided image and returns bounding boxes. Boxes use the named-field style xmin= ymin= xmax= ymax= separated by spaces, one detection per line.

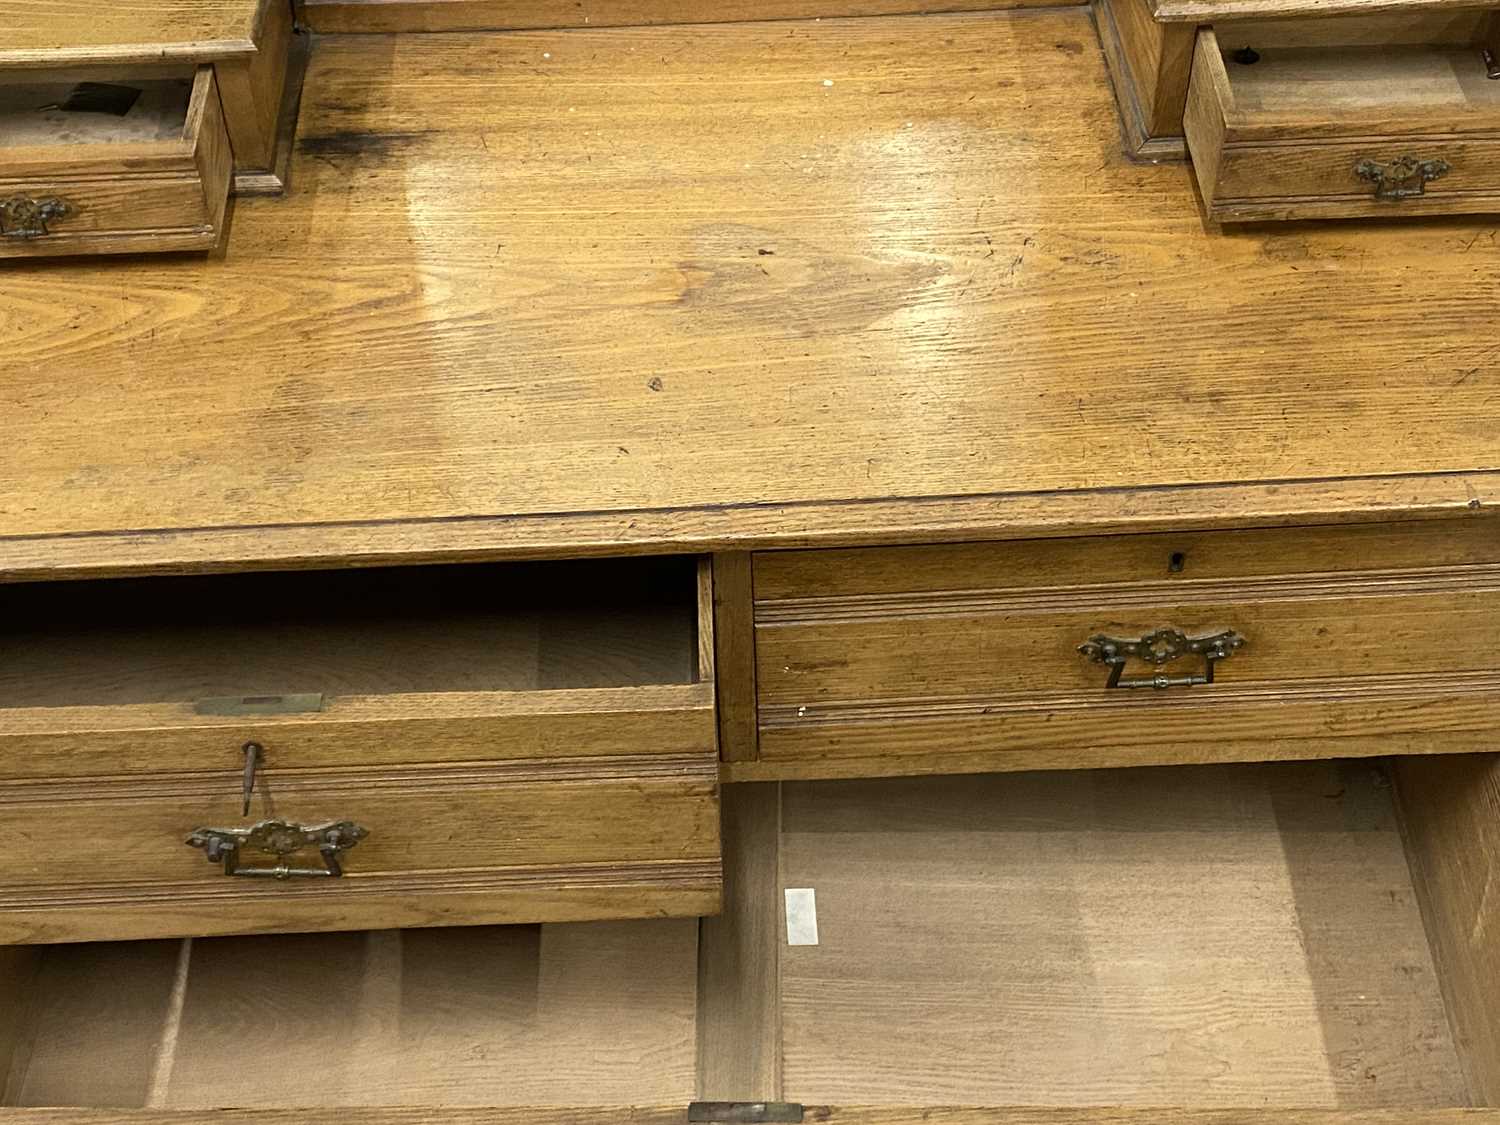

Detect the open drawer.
xmin=0 ymin=65 xmax=232 ymax=257
xmin=1184 ymin=26 xmax=1500 ymax=222
xmin=2 ymin=757 xmax=1499 ymax=1120
xmin=0 ymin=556 xmax=720 ymax=943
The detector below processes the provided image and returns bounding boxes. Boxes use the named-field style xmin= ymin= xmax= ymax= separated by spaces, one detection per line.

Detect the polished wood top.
xmin=2 ymin=0 xmax=266 ymax=68
xmin=2 ymin=9 xmax=1498 ymax=578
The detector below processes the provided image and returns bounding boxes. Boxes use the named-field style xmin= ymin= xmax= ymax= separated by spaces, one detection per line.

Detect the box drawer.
xmin=1184 ymin=27 xmax=1500 ymax=222
xmin=0 ymin=65 xmax=232 ymax=257
xmin=5 ymin=758 xmax=1499 ymax=1118
xmin=751 ymin=519 xmax=1500 ymax=778
xmin=0 ymin=556 xmax=720 ymax=943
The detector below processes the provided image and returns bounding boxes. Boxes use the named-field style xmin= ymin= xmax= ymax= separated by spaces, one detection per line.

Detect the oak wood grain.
xmin=0 ymin=757 xmax=721 ymax=942
xmin=1 ymin=0 xmax=267 ymax=68
xmin=1094 ymin=0 xmax=1194 ymax=150
xmin=3 ymin=12 xmax=1500 ymax=571
xmin=1154 ymin=0 xmax=1498 ymax=22
xmin=1395 ymin=752 xmax=1500 ymax=1106
xmin=777 ymin=764 xmax=1467 ymax=1107
xmin=696 ymin=783 xmax=782 ymax=1102
xmin=7 ymin=920 xmax=698 ymax=1108
xmin=712 ymin=553 xmax=760 ymax=762
xmin=751 ymin=522 xmax=1500 ymax=776
xmin=299 ymin=0 xmax=1051 ymax=33
xmin=213 ymin=0 xmax=292 ymax=175
xmin=5 ymin=1111 xmax=1500 ymax=1124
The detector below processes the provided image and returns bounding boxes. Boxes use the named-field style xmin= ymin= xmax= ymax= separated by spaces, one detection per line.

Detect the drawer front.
xmin=1212 ymin=138 xmax=1500 ymax=221
xmin=0 ymin=754 xmax=721 ymax=944
xmin=0 ymin=66 xmax=231 ymax=257
xmin=751 ymin=519 xmax=1500 ymax=778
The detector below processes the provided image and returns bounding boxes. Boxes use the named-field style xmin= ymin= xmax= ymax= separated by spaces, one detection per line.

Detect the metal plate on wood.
xmin=194 ymin=693 xmax=325 ymax=716
xmin=689 ymin=1105 xmax=804 ymax=1124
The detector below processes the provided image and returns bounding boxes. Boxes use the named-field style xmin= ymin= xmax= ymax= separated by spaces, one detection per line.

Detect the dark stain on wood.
xmin=297 ymin=129 xmax=438 ymax=159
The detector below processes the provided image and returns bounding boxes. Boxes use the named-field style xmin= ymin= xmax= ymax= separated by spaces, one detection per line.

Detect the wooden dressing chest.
xmin=2 ymin=2 xmax=1500 ymax=1122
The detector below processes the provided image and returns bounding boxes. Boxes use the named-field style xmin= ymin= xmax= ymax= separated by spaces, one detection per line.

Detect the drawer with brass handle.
xmin=745 ymin=518 xmax=1500 ymax=780
xmin=0 ymin=64 xmax=232 ymax=258
xmin=1183 ymin=28 xmax=1500 ymax=222
xmin=0 ymin=555 xmax=721 ymax=943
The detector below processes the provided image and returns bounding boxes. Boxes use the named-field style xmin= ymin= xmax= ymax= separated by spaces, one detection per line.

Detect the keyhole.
xmin=1169 ymin=551 xmax=1187 ymax=573
xmin=1232 ymin=47 xmax=1260 ymax=65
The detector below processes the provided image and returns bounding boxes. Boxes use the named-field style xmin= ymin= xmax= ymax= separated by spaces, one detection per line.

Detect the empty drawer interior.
xmin=0 ymin=556 xmax=705 ymax=709
xmin=0 ymin=71 xmax=198 ymax=148
xmin=1204 ymin=32 xmax=1500 ymax=128
xmin=1 ymin=918 xmax=699 ymax=1108
xmin=4 ymin=756 xmax=1496 ymax=1112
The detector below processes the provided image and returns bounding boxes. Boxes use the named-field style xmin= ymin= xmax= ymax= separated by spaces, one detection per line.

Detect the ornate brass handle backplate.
xmin=0 ymin=195 xmax=72 ymax=239
xmin=1078 ymin=627 xmax=1245 ymax=690
xmin=187 ymin=818 xmax=370 ymax=879
xmin=1354 ymin=156 xmax=1450 ymax=201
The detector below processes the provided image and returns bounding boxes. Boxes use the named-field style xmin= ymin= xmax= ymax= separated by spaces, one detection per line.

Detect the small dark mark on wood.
xmin=647 ymin=377 xmax=664 ymax=392
xmin=758 ymin=248 xmax=775 ymax=256
xmin=298 ymin=129 xmax=438 ymax=158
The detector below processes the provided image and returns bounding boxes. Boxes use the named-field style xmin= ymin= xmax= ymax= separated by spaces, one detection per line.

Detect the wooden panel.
xmin=0 ymin=686 xmax=714 ymax=780
xmin=0 ymin=948 xmax=41 ymax=1104
xmin=752 ymin=522 xmax=1500 ymax=776
xmin=0 ymin=758 xmax=721 ymax=942
xmin=1215 ymin=11 xmax=1491 ymax=49
xmin=753 ymin=520 xmax=1500 ymax=599
xmin=1184 ymin=29 xmax=1229 ymax=202
xmin=778 ymin=764 xmax=1466 ymax=1107
xmin=1395 ymin=752 xmax=1500 ymax=1106
xmin=1094 ymin=0 xmax=1195 ymax=155
xmin=696 ymin=783 xmax=781 ymax=1102
xmin=3 ymin=12 xmax=1500 ymax=572
xmin=1 ymin=0 xmax=265 ymax=68
xmin=301 ymin=0 xmax=1054 ymax=33
xmin=214 ymin=0 xmax=293 ymax=175
xmin=4 ymin=1111 xmax=1500 ymax=1125
xmin=1154 ymin=0 xmax=1497 ymax=23
xmin=713 ymin=554 xmax=759 ymax=762
xmin=7 ymin=919 xmax=698 ymax=1108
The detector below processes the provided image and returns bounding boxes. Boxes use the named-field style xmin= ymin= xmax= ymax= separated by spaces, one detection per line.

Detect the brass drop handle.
xmin=1078 ymin=627 xmax=1245 ymax=690
xmin=1354 ymin=156 xmax=1450 ymax=201
xmin=187 ymin=818 xmax=369 ymax=879
xmin=0 ymin=195 xmax=72 ymax=239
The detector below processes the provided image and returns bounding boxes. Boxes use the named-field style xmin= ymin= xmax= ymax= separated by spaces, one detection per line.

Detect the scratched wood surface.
xmin=1 ymin=0 xmax=269 ymax=66
xmin=300 ymin=0 xmax=1048 ymax=32
xmin=2 ymin=11 xmax=1499 ymax=574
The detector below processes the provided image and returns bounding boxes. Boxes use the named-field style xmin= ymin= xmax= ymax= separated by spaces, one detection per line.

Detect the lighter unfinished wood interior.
xmin=0 ymin=76 xmax=194 ymax=147
xmin=3 ymin=758 xmax=1491 ymax=1112
xmin=774 ymin=764 xmax=1467 ymax=1108
xmin=0 ymin=557 xmax=700 ymax=709
xmin=1216 ymin=41 xmax=1500 ymax=122
xmin=1 ymin=920 xmax=699 ymax=1108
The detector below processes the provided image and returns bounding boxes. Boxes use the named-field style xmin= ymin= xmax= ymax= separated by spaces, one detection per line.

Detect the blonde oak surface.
xmin=2 ymin=0 xmax=269 ymax=67
xmin=2 ymin=10 xmax=1500 ymax=576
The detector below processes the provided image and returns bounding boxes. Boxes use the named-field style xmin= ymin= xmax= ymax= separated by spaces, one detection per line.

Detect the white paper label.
xmin=784 ymin=887 xmax=819 ymax=946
